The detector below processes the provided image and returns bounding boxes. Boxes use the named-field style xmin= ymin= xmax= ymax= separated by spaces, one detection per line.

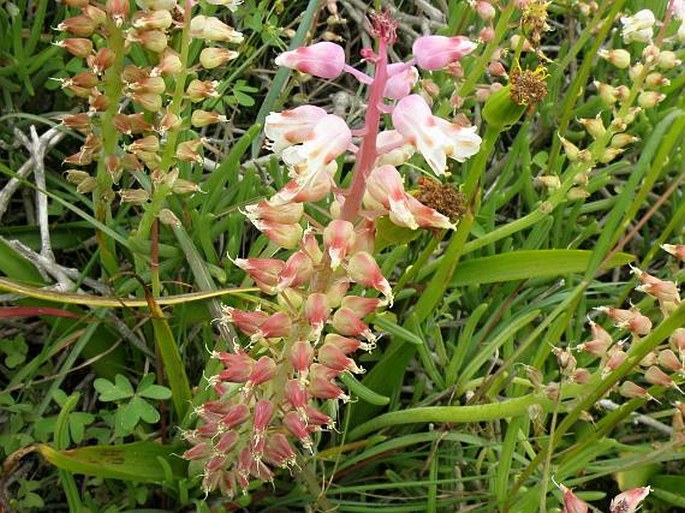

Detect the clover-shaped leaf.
xmin=94 ymin=374 xmax=135 ymax=402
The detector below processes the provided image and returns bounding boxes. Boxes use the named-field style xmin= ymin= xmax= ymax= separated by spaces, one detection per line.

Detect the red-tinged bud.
xmin=340 ymin=295 xmax=381 ymax=318
xmin=304 ymin=405 xmax=334 ymax=428
xmin=128 ymin=135 xmax=159 ymax=155
xmin=57 ymin=15 xmax=98 ymax=37
xmin=265 ymin=433 xmax=297 ymax=468
xmin=275 ymin=42 xmax=346 ymax=79
xmin=284 ymin=379 xmax=308 ymax=410
xmin=304 ymin=293 xmax=331 ymax=339
xmin=290 ymin=340 xmax=314 ymax=373
xmin=319 ymin=342 xmax=362 ymax=373
xmin=117 ymin=113 xmax=153 ymax=135
xmin=132 ymin=9 xmax=173 ymax=30
xmin=215 ymin=430 xmax=240 ymax=453
xmin=596 ymin=307 xmax=652 ymax=335
xmin=64 ymin=70 xmax=98 ymax=89
xmin=310 ymin=362 xmax=340 ymax=381
xmin=474 ymin=0 xmax=496 ymax=21
xmin=277 ymin=251 xmax=313 ymax=291
xmin=244 ymin=200 xmax=304 ymax=225
xmin=323 ymin=220 xmax=355 ymax=269
xmin=190 ymin=15 xmax=244 ymax=43
xmin=64 ymin=148 xmax=93 ymax=166
xmin=61 ymin=113 xmax=92 ymax=134
xmin=200 ymin=47 xmax=239 ymax=69
xmin=632 ymin=267 xmax=681 ymax=305
xmin=609 ymin=487 xmax=651 ymax=513
xmin=577 ymin=325 xmax=612 ymax=358
xmin=186 ymin=79 xmax=219 ymax=102
xmin=191 ymin=109 xmax=227 ymax=128
xmin=128 ymin=76 xmax=166 ymax=95
xmin=248 ymin=356 xmax=277 ymax=386
xmin=131 ymin=29 xmax=168 ymax=53
xmin=603 ymin=348 xmax=627 ymax=376
xmin=572 ymin=368 xmax=592 ymax=384
xmin=175 ymin=138 xmax=204 ymax=163
xmin=325 ymin=279 xmax=350 ymax=308
xmin=253 ymin=399 xmax=275 ymax=433
xmin=154 ymin=48 xmax=182 ymax=75
xmin=560 ymin=484 xmax=589 ymax=513
xmin=197 ymin=422 xmax=220 ymax=439
xmin=658 ymin=349 xmax=682 ymax=372
xmin=158 ymin=107 xmax=181 ymax=133
xmin=671 ymin=329 xmax=685 ymax=356
xmin=347 ymin=251 xmax=393 ymax=305
xmin=300 ymin=229 xmax=323 ymax=263
xmin=412 ymin=35 xmax=477 ymax=71
xmin=121 ymin=153 xmax=143 ymax=171
xmin=106 ymin=0 xmax=129 ymax=25
xmin=221 ymin=403 xmax=250 ymax=429
xmin=309 ymin=372 xmax=349 ymax=402
xmin=252 ymin=311 xmax=292 ymax=341
xmin=233 ymin=258 xmax=284 ymax=288
xmin=215 ymin=350 xmax=255 ymax=383
xmin=644 ymin=365 xmax=680 ymax=391
xmin=662 ymin=244 xmax=685 ymax=261
xmin=130 ymin=92 xmax=162 ymax=112
xmin=182 ymin=442 xmax=212 ymax=460
xmin=220 ymin=306 xmax=268 ymax=336
xmin=86 ymin=48 xmax=115 ymax=75
xmin=283 ymin=411 xmax=312 ymax=444
xmin=82 ymin=5 xmax=106 ymax=25
xmin=324 ymin=333 xmax=366 ymax=354
xmin=57 ymin=38 xmax=93 ymax=58
xmin=272 ymin=175 xmax=332 ymax=205
xmin=205 ymin=454 xmax=227 ymax=473
xmin=331 ymin=307 xmax=375 ymax=341
xmin=619 ymin=380 xmax=651 ymax=400
xmin=105 ymin=155 xmax=122 ymax=183
xmin=253 ymin=221 xmax=303 ymax=249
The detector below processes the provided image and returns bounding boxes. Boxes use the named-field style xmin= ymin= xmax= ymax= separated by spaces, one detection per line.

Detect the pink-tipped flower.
xmin=232 ymin=258 xmax=285 ymax=289
xmin=603 ymin=348 xmax=628 ymax=377
xmin=183 ymin=442 xmax=213 ymax=461
xmin=331 ymin=307 xmax=375 ymax=341
xmin=220 ymin=306 xmax=268 ymax=336
xmin=658 ymin=349 xmax=682 ymax=373
xmin=341 ymin=295 xmax=382 ymax=318
xmin=300 ymin=229 xmax=324 ymax=264
xmin=319 ymin=342 xmax=363 ymax=373
xmin=376 ymin=130 xmax=415 ymax=167
xmin=560 ymin=484 xmax=589 ymax=513
xmin=325 ymin=333 xmax=372 ymax=353
xmin=271 ymin=172 xmax=334 ymax=206
xmin=216 ymin=350 xmax=255 ymax=383
xmin=253 ymin=399 xmax=275 ymax=435
xmin=644 ymin=365 xmax=681 ymax=392
xmin=347 ymin=251 xmax=393 ymax=304
xmin=392 ymin=95 xmax=482 ymax=176
xmin=265 ymin=105 xmax=328 ymax=154
xmin=304 ymin=405 xmax=334 ymax=429
xmin=251 ymin=220 xmax=304 ymax=250
xmin=609 ymin=486 xmax=651 ymax=513
xmin=277 ymin=251 xmax=314 ymax=291
xmin=290 ymin=340 xmax=315 ymax=373
xmin=215 ymin=430 xmax=240 ymax=453
xmin=243 ymin=199 xmax=304 ymax=226
xmin=662 ymin=244 xmax=685 ymax=261
xmin=248 ymin=356 xmax=277 ymax=386
xmin=412 ymin=35 xmax=477 ymax=71
xmin=265 ymin=433 xmax=297 ymax=468
xmin=324 ymin=220 xmax=355 ymax=269
xmin=304 ymin=293 xmax=331 ymax=340
xmin=275 ymin=42 xmax=346 ymax=79
xmin=282 ymin=411 xmax=312 ymax=449
xmin=251 ymin=311 xmax=292 ymax=342
xmin=282 ymin=114 xmax=351 ymax=192
xmin=308 ymin=365 xmax=349 ymax=401
xmin=384 ymin=63 xmax=419 ymax=100
xmin=619 ymin=380 xmax=652 ymax=400
xmin=596 ymin=307 xmax=652 ymax=336
xmin=221 ymin=403 xmax=251 ymax=429
xmin=284 ymin=379 xmax=309 ymax=411
xmin=190 ymin=15 xmax=244 ymax=43
xmin=577 ymin=320 xmax=613 ymax=358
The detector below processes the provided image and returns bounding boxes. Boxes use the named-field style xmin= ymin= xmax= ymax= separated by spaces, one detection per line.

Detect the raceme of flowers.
xmin=182 ymin=12 xmax=483 ymax=496
xmin=56 ymin=0 xmax=243 ymax=205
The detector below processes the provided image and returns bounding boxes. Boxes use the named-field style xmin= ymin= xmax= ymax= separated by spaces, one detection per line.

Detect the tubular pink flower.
xmin=251 ymin=311 xmax=291 ymax=342
xmin=232 ymin=258 xmax=284 ymax=288
xmin=265 ymin=105 xmax=328 ymax=154
xmin=319 ymin=343 xmax=363 ymax=373
xmin=282 ymin=411 xmax=312 ymax=445
xmin=560 ymin=484 xmax=589 ymax=513
xmin=309 ymin=373 xmax=349 ymax=402
xmin=253 ymin=399 xmax=275 ymax=433
xmin=242 ymin=200 xmax=304 ymax=225
xmin=221 ymin=403 xmax=251 ymax=429
xmin=215 ymin=430 xmax=240 ymax=453
xmin=182 ymin=442 xmax=212 ymax=460
xmin=323 ymin=220 xmax=355 ymax=269
xmin=220 ymin=306 xmax=268 ymax=336
xmin=265 ymin=433 xmax=297 ymax=468
xmin=275 ymin=42 xmax=346 ymax=79
xmin=412 ymin=35 xmax=477 ymax=71
xmin=384 ymin=63 xmax=419 ymax=100
xmin=216 ymin=351 xmax=254 ymax=383
xmin=251 ymin=220 xmax=303 ymax=250
xmin=277 ymin=251 xmax=314 ymax=291
xmin=284 ymin=379 xmax=309 ymax=410
xmin=392 ymin=94 xmax=481 ymax=175
xmin=303 ymin=405 xmax=333 ymax=428
xmin=340 ymin=295 xmax=382 ymax=318
xmin=346 ymin=251 xmax=393 ymax=304
xmin=609 ymin=487 xmax=651 ymax=513
xmin=331 ymin=307 xmax=374 ymax=340
xmin=248 ymin=356 xmax=277 ymax=386
xmin=376 ymin=130 xmax=414 ymax=167
xmin=290 ymin=340 xmax=314 ymax=373
xmin=304 ymin=293 xmax=331 ymax=339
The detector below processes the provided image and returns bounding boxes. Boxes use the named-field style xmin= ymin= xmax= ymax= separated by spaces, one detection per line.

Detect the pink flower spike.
xmin=221 ymin=403 xmax=251 ymax=429
xmin=341 ymin=295 xmax=382 ymax=318
xmin=384 ymin=63 xmax=419 ymax=100
xmin=248 ymin=355 xmax=277 ymax=386
xmin=609 ymin=486 xmax=651 ymax=513
xmin=324 ymin=220 xmax=355 ymax=269
xmin=275 ymin=42 xmax=346 ymax=79
xmin=412 ymin=35 xmax=477 ymax=71
xmin=290 ymin=340 xmax=315 ymax=373
xmin=560 ymin=484 xmax=589 ymax=513
xmin=347 ymin=251 xmax=393 ymax=305
xmin=264 ymin=105 xmax=328 ymax=154
xmin=304 ymin=292 xmax=332 ymax=340
xmin=277 ymin=251 xmax=314 ymax=291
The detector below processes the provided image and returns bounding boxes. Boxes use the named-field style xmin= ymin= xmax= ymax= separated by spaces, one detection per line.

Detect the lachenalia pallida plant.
xmin=55 ymin=0 xmax=243 ymax=275
xmin=182 ymin=11 xmax=483 ymax=497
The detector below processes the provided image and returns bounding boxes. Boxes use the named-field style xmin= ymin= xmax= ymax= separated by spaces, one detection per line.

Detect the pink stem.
xmin=340 ymin=38 xmax=389 ymax=222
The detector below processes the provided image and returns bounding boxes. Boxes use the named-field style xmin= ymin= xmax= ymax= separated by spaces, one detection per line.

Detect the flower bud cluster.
xmin=56 ymin=0 xmax=243 ymax=204
xmin=184 ymin=12 xmax=483 ymax=497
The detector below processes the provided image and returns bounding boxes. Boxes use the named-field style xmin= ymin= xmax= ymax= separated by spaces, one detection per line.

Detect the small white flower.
xmin=620 ymin=9 xmax=655 ymax=43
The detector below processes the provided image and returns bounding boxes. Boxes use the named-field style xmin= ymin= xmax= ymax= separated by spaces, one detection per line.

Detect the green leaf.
xmin=134 ymin=397 xmax=161 ymax=424
xmin=37 ymin=441 xmax=186 ymax=483
xmin=138 ymin=384 xmax=172 ymax=401
xmin=449 ymin=249 xmax=634 ymax=287
xmin=120 ymin=400 xmax=142 ymax=433
xmin=94 ymin=375 xmax=134 ymax=402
